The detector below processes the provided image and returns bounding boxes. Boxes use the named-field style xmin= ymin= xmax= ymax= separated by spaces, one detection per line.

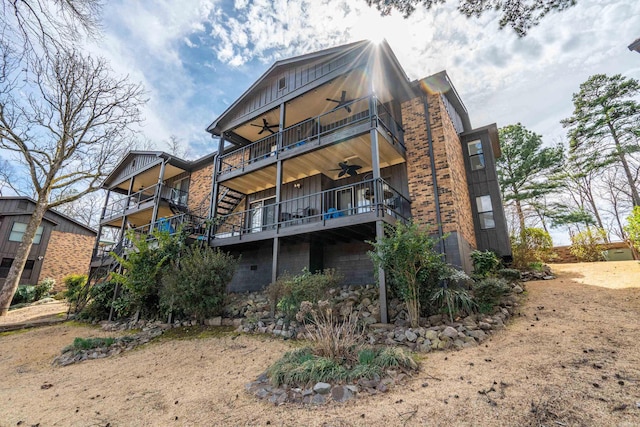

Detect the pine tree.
xmin=496 ymin=123 xmax=563 ymax=234
xmin=561 ymin=74 xmax=640 ymax=207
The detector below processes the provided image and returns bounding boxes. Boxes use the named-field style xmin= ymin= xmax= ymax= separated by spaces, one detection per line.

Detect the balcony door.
xmin=249 ymin=197 xmax=276 ymax=232
xmin=336 ymin=188 xmax=354 ymax=216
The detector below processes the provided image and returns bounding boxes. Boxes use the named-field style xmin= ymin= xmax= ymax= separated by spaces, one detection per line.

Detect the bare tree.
xmin=1 ymin=0 xmax=102 ymax=56
xmin=53 ymin=189 xmax=104 ymax=227
xmin=166 ymin=134 xmax=187 ymax=158
xmin=0 ymin=45 xmax=145 ymax=315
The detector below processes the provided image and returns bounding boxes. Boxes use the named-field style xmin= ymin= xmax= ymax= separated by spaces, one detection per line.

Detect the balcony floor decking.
xmin=210 ymin=209 xmax=399 ymax=247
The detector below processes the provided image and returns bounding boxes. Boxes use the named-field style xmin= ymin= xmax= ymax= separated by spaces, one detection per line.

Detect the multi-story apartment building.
xmin=92 ymin=41 xmax=511 ymax=322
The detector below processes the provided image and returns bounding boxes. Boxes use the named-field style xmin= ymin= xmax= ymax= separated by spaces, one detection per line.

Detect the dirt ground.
xmin=0 ymin=261 xmax=639 ymax=427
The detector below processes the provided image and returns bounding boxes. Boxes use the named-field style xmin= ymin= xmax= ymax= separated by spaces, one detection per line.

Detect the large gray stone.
xmin=441 ymin=326 xmax=458 ymax=339
xmin=311 ymin=393 xmax=326 ymax=405
xmin=313 ymin=382 xmax=331 ymax=394
xmin=478 ymin=322 xmax=492 ymax=330
xmin=467 ymin=329 xmax=487 ymax=341
xmin=424 ymin=330 xmax=439 ymax=341
xmin=428 ymin=314 xmax=443 ymax=325
xmin=331 ymin=385 xmax=354 ymax=403
xmin=405 ymin=330 xmax=418 ymax=342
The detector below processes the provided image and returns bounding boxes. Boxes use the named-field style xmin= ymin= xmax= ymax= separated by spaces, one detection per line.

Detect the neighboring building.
xmin=0 ymin=197 xmax=96 ymax=292
xmin=629 ymin=38 xmax=640 ymax=53
xmin=92 ymin=41 xmax=511 ymax=321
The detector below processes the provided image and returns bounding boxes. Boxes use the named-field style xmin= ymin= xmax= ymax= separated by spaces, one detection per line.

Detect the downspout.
xmin=421 ymin=94 xmax=445 ymax=255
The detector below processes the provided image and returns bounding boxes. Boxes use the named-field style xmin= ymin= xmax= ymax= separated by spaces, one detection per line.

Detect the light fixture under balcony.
xmin=293 ymin=182 xmax=302 ymax=189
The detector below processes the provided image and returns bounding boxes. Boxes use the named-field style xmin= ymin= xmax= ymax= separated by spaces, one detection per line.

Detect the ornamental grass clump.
xmin=296 ymin=300 xmax=364 ymax=362
xmin=265 ymin=300 xmax=417 ymax=388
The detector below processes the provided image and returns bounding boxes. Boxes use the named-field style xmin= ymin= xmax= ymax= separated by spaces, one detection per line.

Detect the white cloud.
xmin=84 ymin=0 xmax=640 ymax=170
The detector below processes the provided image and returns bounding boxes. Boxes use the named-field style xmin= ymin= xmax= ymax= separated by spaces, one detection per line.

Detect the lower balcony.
xmin=211 ymin=178 xmax=410 ymax=246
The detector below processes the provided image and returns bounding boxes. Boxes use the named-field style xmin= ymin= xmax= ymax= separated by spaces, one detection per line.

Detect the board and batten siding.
xmin=225 ymin=52 xmax=359 ymax=126
xmin=460 ymin=129 xmax=511 ymax=258
xmin=108 ymin=154 xmax=162 ymax=187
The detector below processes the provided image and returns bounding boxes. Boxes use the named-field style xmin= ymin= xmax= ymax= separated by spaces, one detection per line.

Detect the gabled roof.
xmin=206 ymin=40 xmax=372 ymax=134
xmin=101 ymin=151 xmax=192 ymax=188
xmin=0 ymin=196 xmax=97 ymax=234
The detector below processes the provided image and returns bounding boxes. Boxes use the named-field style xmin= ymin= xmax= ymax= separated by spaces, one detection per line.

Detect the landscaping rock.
xmin=512 ymin=285 xmax=524 ymax=294
xmin=441 ymin=326 xmax=458 ymax=339
xmin=478 ymin=322 xmax=492 ymax=330
xmin=405 ymin=330 xmax=418 ymax=342
xmin=310 ymin=394 xmax=326 ymax=405
xmin=313 ymin=382 xmax=331 ymax=395
xmin=205 ymin=317 xmax=222 ymax=326
xmin=331 ymin=385 xmax=354 ymax=403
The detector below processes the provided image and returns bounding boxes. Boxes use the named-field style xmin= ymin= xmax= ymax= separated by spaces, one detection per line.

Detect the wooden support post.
xmin=370 ymin=123 xmax=388 ymax=323
xmin=271 ymin=237 xmax=279 ymax=284
xmin=375 ymin=219 xmax=388 ymax=324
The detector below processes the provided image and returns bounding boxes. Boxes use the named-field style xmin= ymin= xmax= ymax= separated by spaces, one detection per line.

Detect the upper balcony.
xmin=217 ymin=95 xmax=405 ymax=184
xmin=100 ymin=183 xmax=189 ymax=228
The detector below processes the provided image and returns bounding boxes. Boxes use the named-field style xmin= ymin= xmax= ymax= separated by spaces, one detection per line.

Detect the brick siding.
xmin=188 ymin=163 xmax=214 ymax=216
xmin=39 ymin=230 xmax=94 ymax=292
xmin=401 ymin=94 xmax=477 ymax=251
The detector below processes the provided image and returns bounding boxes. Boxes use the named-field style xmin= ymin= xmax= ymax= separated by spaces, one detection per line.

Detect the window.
xmin=278 ymin=77 xmax=286 ymax=90
xmin=0 ymin=258 xmax=35 ymax=279
xmin=22 ymin=260 xmax=35 ymax=279
xmin=476 ymin=195 xmax=495 ymax=229
xmin=468 ymin=140 xmax=485 ymax=170
xmin=0 ymin=258 xmax=12 ymax=278
xmin=9 ymin=222 xmax=44 ymax=244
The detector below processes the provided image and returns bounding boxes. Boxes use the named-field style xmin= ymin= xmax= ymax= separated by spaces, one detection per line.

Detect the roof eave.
xmin=206 ymin=40 xmax=371 ymax=136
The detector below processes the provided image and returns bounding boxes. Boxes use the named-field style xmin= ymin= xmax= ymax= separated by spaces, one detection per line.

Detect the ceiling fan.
xmin=330 ymin=161 xmax=362 ymax=178
xmin=251 ymin=118 xmax=279 ymax=135
xmin=326 ymin=90 xmax=354 ymax=113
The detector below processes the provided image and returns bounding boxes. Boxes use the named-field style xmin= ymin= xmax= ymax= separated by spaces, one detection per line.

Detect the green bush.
xmin=473 ymin=278 xmax=511 ymax=310
xmin=624 ymin=206 xmax=640 ymax=253
xmin=64 ymin=274 xmax=88 ymax=305
xmin=511 ymin=227 xmax=554 ymax=268
xmin=11 ymin=285 xmax=36 ymax=305
xmin=497 ymin=268 xmax=521 ymax=282
xmin=368 ymin=221 xmax=447 ymax=327
xmin=34 ymin=277 xmax=55 ymax=301
xmin=470 ymin=250 xmax=501 ymax=278
xmin=79 ymin=280 xmax=118 ymax=320
xmin=111 ymin=229 xmax=184 ymax=318
xmin=269 ymin=268 xmax=341 ymax=321
xmin=160 ymin=244 xmax=238 ymax=322
xmin=569 ymin=227 xmax=607 ymax=262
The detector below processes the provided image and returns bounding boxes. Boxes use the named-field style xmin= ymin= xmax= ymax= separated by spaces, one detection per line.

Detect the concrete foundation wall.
xmin=323 ymin=240 xmax=375 ymax=286
xmin=227 ymin=243 xmax=273 ymax=292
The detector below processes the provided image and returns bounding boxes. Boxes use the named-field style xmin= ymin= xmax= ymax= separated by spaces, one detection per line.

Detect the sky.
xmin=87 ymin=0 xmax=640 ymax=159
xmin=3 ymin=0 xmax=640 ymax=243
